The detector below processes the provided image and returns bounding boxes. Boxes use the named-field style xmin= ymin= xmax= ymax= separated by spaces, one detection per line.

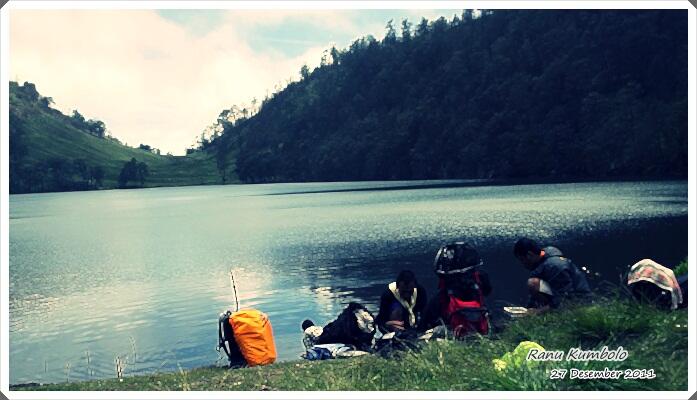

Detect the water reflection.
xmin=8 ymin=180 xmax=687 ymax=384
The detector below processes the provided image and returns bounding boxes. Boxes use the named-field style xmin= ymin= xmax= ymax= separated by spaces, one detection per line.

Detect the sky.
xmin=10 ymin=8 xmax=460 ymax=155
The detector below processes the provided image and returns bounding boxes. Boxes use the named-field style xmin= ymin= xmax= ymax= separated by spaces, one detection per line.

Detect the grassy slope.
xmin=11 ymin=89 xmax=235 ymax=190
xmin=17 ymin=297 xmax=688 ymax=391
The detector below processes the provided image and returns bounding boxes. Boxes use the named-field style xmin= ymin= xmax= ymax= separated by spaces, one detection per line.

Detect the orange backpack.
xmin=228 ymin=309 xmax=277 ymax=366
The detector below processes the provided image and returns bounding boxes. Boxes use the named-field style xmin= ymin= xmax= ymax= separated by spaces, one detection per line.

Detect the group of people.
xmin=220 ymin=236 xmax=686 ymax=367
xmin=373 ymin=237 xmax=592 ymax=336
xmin=301 ymin=237 xmax=595 ymax=353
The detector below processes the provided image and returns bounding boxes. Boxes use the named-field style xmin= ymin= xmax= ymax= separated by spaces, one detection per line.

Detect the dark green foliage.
xmin=118 ymin=158 xmax=149 ymax=188
xmin=9 ymin=82 xmax=111 ymax=192
xmin=9 ymin=108 xmax=29 ymax=193
xmin=86 ymin=119 xmax=106 ymax=138
xmin=212 ymin=10 xmax=687 ymax=183
xmin=12 ymin=81 xmax=41 ymax=102
xmin=91 ymin=165 xmax=105 ymax=187
xmin=70 ymin=110 xmax=106 ymax=138
xmin=10 ymin=105 xmax=106 ymax=192
xmin=673 ymin=259 xmax=687 ymax=276
xmin=9 ymin=81 xmax=224 ymax=193
xmin=12 ymin=156 xmax=106 ymax=193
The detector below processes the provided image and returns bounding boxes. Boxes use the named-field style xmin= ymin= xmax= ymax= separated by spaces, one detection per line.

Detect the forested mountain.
xmin=213 ymin=10 xmax=688 ymax=183
xmin=10 ymin=10 xmax=688 ymax=193
xmin=9 ymin=82 xmax=221 ymax=194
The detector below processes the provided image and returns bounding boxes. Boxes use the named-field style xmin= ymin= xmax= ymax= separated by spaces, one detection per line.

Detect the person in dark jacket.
xmin=316 ymin=302 xmax=375 ymax=351
xmin=513 ymin=238 xmax=591 ymax=313
xmin=375 ymin=270 xmax=428 ymax=333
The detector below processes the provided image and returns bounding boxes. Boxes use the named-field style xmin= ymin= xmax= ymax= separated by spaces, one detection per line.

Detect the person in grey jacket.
xmin=513 ymin=237 xmax=591 ymax=314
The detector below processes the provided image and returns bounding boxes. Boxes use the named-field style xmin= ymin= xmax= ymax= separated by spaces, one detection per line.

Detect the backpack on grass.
xmin=433 ymin=242 xmax=491 ymax=337
xmin=440 ymin=274 xmax=490 ymax=337
xmin=218 ymin=311 xmax=246 ymax=368
xmin=218 ymin=309 xmax=277 ymax=367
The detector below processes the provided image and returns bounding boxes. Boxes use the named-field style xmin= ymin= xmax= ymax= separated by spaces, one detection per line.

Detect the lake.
xmin=8 ymin=180 xmax=688 ymax=384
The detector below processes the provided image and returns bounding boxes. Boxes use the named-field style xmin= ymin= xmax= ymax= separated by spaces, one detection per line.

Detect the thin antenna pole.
xmin=229 ymin=269 xmax=239 ymax=312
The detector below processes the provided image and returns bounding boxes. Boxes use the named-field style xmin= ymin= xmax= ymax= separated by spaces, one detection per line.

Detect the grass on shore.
xmin=16 ymin=295 xmax=688 ymax=391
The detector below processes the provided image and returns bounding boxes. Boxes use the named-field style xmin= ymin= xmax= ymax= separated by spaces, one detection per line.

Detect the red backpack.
xmin=433 ymin=242 xmax=490 ymax=338
xmin=438 ymin=270 xmax=489 ymax=337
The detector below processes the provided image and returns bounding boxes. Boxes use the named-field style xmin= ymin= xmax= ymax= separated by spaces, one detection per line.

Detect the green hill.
xmin=9 ymin=81 xmax=233 ymax=194
xmin=212 ymin=10 xmax=687 ymax=183
xmin=11 ymin=10 xmax=688 ymax=191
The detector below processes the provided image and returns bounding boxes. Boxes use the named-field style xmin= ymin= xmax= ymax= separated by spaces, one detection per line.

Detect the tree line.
xmin=118 ymin=158 xmax=149 ymax=188
xmin=11 ymin=109 xmax=149 ymax=192
xmin=9 ymin=105 xmax=107 ymax=193
xmin=210 ymin=10 xmax=687 ymax=183
xmin=10 ymin=82 xmax=152 ymax=193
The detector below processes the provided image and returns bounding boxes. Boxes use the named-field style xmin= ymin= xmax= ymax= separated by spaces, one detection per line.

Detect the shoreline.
xmin=11 ymin=296 xmax=688 ymax=391
xmin=8 ymin=177 xmax=689 ymax=196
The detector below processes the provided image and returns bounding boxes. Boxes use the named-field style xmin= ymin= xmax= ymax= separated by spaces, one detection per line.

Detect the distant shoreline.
xmin=8 ymin=176 xmax=688 ymax=196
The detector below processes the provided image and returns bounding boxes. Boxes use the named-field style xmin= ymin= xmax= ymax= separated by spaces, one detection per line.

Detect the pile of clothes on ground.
xmin=300 ymin=302 xmax=457 ymax=360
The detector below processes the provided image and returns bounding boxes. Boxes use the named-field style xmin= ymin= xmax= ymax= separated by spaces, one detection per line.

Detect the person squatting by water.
xmin=375 ymin=270 xmax=428 ymax=333
xmin=304 ymin=239 xmax=589 ymax=348
xmin=513 ymin=237 xmax=591 ymax=315
xmin=296 ymin=239 xmax=688 ymax=363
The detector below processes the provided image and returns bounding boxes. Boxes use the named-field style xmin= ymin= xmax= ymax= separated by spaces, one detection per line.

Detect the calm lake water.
xmin=9 ymin=180 xmax=688 ymax=384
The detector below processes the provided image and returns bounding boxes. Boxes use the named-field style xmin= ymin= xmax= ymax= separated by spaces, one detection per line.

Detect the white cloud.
xmin=10 ymin=9 xmax=327 ymax=154
xmin=9 ymin=8 xmax=457 ymax=154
